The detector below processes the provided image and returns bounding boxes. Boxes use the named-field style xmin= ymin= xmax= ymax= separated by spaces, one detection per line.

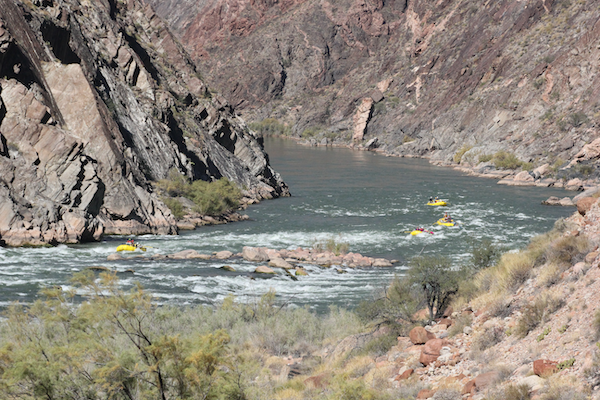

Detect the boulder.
xmin=254 ymin=265 xmax=276 ymax=274
xmin=295 ymin=268 xmax=308 ymax=276
xmin=532 ymin=163 xmax=551 ymax=178
xmin=419 ymin=338 xmax=448 ymax=366
xmin=269 ymin=257 xmax=293 ymax=269
xmin=514 ymin=170 xmax=534 ymax=182
xmin=394 ymin=368 xmax=413 ymax=380
xmin=462 ymin=379 xmax=476 ymax=395
xmin=107 ymin=253 xmax=122 ymax=261
xmin=533 ymin=359 xmax=558 ymax=377
xmin=565 ymin=178 xmax=584 ymax=191
xmin=170 ymin=249 xmax=200 ymax=259
xmin=438 ymin=318 xmax=453 ymax=327
xmin=585 ymin=251 xmax=599 ymax=264
xmin=577 ymin=197 xmax=597 ymax=216
xmin=572 ymin=261 xmax=587 ymax=275
xmin=220 ymin=265 xmax=235 ymax=272
xmin=214 ymin=250 xmax=233 ymax=259
xmin=242 ymin=246 xmax=270 ymax=262
xmin=409 ymin=326 xmax=436 ymax=345
xmin=372 ymin=258 xmax=392 ymax=267
xmin=559 ymin=197 xmax=575 ymax=206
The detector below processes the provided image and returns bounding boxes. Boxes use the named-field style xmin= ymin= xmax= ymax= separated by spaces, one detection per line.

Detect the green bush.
xmin=568 ymin=112 xmax=588 ymax=127
xmin=162 ymin=197 xmax=185 ymax=219
xmin=469 ymin=239 xmax=504 ymax=271
xmin=492 ymin=151 xmax=526 ymax=170
xmin=478 ymin=154 xmax=493 ymax=163
xmin=472 ymin=325 xmax=505 ymax=352
xmin=156 ymin=170 xmax=242 ymax=216
xmin=453 ymin=144 xmax=473 ymax=164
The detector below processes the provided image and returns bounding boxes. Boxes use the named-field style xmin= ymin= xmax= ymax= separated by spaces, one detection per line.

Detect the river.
xmin=0 ymin=138 xmax=574 ymax=311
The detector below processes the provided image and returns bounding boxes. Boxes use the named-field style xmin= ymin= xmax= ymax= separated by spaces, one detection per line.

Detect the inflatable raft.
xmin=116 ymin=244 xmax=146 ymax=252
xmin=427 ymin=200 xmax=447 ymax=206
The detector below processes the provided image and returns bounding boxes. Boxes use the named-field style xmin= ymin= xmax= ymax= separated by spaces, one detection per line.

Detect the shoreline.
xmin=268 ymin=134 xmax=599 ymax=203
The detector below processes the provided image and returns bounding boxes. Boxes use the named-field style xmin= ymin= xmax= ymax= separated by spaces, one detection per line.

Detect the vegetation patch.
xmin=156 ymin=169 xmax=242 ymax=217
xmin=453 ymin=144 xmax=473 ymax=164
xmin=249 ymin=118 xmax=291 ymax=136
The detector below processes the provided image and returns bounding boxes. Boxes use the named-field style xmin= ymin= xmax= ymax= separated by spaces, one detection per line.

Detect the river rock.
xmin=268 ymin=257 xmax=293 ymax=269
xmin=533 ymin=163 xmax=551 ymax=178
xmin=254 ymin=265 xmax=276 ymax=274
xmin=214 ymin=250 xmax=234 ymax=259
xmin=514 ymin=170 xmax=534 ymax=182
xmin=372 ymin=258 xmax=392 ymax=267
xmin=107 ymin=253 xmax=122 ymax=261
xmin=220 ymin=265 xmax=235 ymax=272
xmin=170 ymin=249 xmax=201 ymax=259
xmin=295 ymin=268 xmax=308 ymax=276
xmin=242 ymin=246 xmax=270 ymax=262
xmin=565 ymin=178 xmax=584 ymax=191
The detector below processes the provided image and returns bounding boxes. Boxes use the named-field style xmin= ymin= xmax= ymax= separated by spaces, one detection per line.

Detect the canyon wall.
xmin=0 ymin=0 xmax=288 ymax=246
xmin=147 ymin=0 xmax=600 ymax=179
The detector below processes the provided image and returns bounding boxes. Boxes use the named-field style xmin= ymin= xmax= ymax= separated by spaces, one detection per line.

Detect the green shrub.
xmin=162 ymin=197 xmax=185 ymax=219
xmin=537 ymin=326 xmax=551 ymax=342
xmin=533 ymin=77 xmax=546 ymax=89
xmin=469 ymin=239 xmax=504 ymax=271
xmin=492 ymin=151 xmax=525 ymax=170
xmin=478 ymin=154 xmax=493 ymax=163
xmin=156 ymin=170 xmax=242 ymax=216
xmin=453 ymin=144 xmax=473 ymax=164
xmin=301 ymin=126 xmax=320 ymax=138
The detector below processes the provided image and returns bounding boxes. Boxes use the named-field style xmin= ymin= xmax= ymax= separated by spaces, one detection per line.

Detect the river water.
xmin=0 ymin=138 xmax=573 ymax=311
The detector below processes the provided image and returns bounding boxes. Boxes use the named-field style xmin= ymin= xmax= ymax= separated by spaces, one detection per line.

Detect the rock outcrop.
xmin=0 ymin=0 xmax=288 ymax=246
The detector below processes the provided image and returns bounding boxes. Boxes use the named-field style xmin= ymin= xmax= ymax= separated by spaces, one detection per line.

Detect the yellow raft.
xmin=436 ymin=218 xmax=456 ymax=227
xmin=116 ymin=244 xmax=146 ymax=252
xmin=427 ymin=200 xmax=447 ymax=206
xmin=410 ymin=229 xmax=433 ymax=236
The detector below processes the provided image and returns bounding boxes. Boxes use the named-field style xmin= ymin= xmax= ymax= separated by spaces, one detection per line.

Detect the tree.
xmin=408 ymin=255 xmax=463 ymax=321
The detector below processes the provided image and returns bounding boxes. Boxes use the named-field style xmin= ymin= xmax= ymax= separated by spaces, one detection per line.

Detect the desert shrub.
xmin=469 ymin=239 xmax=504 ymax=271
xmin=544 ymin=235 xmax=589 ymax=267
xmin=156 ymin=170 xmax=242 ymax=216
xmin=533 ymin=77 xmax=546 ymax=89
xmin=515 ymin=294 xmax=564 ymax=338
xmin=499 ymin=384 xmax=531 ymax=400
xmin=472 ymin=325 xmax=505 ymax=352
xmin=594 ymin=309 xmax=600 ymax=340
xmin=409 ymin=256 xmax=464 ymax=321
xmin=539 ymin=383 xmax=587 ymax=400
xmin=402 ymin=135 xmax=415 ymax=143
xmin=492 ymin=151 xmax=526 ymax=170
xmin=487 ymin=298 xmax=514 ymax=318
xmin=356 ymin=276 xmax=424 ymax=328
xmin=312 ymin=236 xmax=350 ymax=255
xmin=568 ymin=112 xmax=588 ymax=127
xmin=162 ymin=196 xmax=185 ymax=219
xmin=362 ymin=331 xmax=402 ymax=357
xmin=248 ymin=118 xmax=290 ymax=136
xmin=301 ymin=127 xmax=320 ymax=138
xmin=448 ymin=313 xmax=473 ymax=336
xmin=478 ymin=153 xmax=493 ymax=163
xmin=453 ymin=144 xmax=473 ymax=164
xmin=432 ymin=388 xmax=462 ymax=400
xmin=536 ymin=263 xmax=563 ymax=287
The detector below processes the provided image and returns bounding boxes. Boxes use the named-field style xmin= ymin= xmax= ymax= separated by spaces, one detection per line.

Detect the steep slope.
xmin=147 ymin=0 xmax=600 ymax=181
xmin=0 ymin=0 xmax=288 ymax=247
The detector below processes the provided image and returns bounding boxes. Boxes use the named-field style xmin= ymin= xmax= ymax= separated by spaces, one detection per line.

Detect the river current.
xmin=0 ymin=138 xmax=574 ymax=311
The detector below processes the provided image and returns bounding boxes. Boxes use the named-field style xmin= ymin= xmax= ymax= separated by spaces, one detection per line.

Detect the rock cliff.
xmin=147 ymin=0 xmax=600 ymax=180
xmin=0 ymin=0 xmax=288 ymax=246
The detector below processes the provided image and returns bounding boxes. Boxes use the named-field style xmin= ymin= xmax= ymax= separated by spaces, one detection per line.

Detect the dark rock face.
xmin=147 ymin=0 xmax=600 ymax=173
xmin=0 ymin=0 xmax=288 ymax=246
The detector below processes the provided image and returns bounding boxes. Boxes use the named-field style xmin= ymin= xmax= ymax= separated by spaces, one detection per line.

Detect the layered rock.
xmin=148 ymin=0 xmax=600 ymax=182
xmin=0 ymin=0 xmax=288 ymax=246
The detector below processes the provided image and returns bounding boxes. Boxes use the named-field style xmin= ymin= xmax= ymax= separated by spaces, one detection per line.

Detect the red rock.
xmin=533 ymin=359 xmax=558 ymax=377
xmin=438 ymin=318 xmax=453 ymax=327
xmin=443 ymin=306 xmax=453 ymax=317
xmin=419 ymin=338 xmax=448 ymax=366
xmin=462 ymin=379 xmax=476 ymax=395
xmin=409 ymin=326 xmax=436 ymax=344
xmin=577 ymin=197 xmax=597 ymax=216
xmin=417 ymin=389 xmax=436 ymax=399
xmin=394 ymin=368 xmax=414 ymax=380
xmin=474 ymin=370 xmax=501 ymax=390
xmin=585 ymin=251 xmax=599 ymax=264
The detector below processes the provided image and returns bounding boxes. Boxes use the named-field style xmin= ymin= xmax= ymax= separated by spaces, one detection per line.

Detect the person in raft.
xmin=444 ymin=212 xmax=452 ymax=222
xmin=126 ymin=238 xmax=137 ymax=247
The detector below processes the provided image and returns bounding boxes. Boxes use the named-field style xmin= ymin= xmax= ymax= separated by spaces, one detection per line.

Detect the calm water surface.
xmin=0 ymin=138 xmax=573 ymax=310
